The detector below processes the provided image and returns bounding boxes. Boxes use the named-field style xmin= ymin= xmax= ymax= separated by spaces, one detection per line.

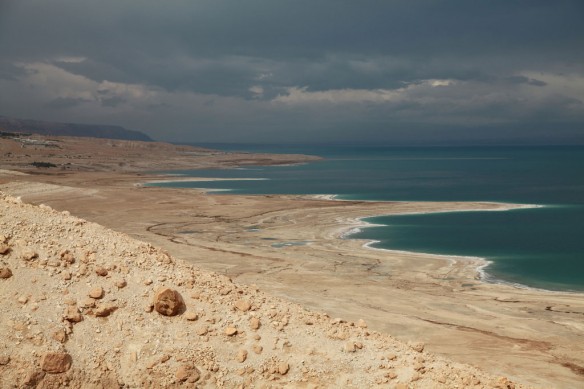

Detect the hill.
xmin=0 ymin=116 xmax=152 ymax=142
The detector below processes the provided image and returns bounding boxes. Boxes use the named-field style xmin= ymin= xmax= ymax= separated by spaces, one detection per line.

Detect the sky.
xmin=1 ymin=0 xmax=584 ymax=145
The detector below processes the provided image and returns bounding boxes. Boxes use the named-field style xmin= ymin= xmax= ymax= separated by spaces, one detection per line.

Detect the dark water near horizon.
xmin=152 ymin=145 xmax=584 ymax=291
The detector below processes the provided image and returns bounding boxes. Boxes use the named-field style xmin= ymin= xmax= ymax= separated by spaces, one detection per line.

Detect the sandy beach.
xmin=1 ymin=135 xmax=583 ymax=388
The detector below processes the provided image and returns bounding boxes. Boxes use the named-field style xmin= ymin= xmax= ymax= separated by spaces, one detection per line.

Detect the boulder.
xmin=153 ymin=288 xmax=184 ymax=316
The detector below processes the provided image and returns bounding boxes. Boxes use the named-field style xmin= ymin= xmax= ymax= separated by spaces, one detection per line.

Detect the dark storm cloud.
xmin=0 ymin=0 xmax=583 ymax=144
xmin=45 ymin=97 xmax=91 ymax=110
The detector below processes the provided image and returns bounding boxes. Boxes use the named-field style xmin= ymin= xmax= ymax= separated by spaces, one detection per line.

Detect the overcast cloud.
xmin=1 ymin=0 xmax=583 ymax=144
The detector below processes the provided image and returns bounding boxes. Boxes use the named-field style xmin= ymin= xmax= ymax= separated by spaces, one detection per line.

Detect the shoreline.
xmin=335 ymin=202 xmax=551 ymax=292
xmin=132 ymin=172 xmax=581 ymax=293
xmin=146 ymin=176 xmax=547 ymax=292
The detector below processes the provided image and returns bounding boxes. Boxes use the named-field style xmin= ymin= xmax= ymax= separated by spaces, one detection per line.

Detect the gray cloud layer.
xmin=1 ymin=0 xmax=583 ymax=144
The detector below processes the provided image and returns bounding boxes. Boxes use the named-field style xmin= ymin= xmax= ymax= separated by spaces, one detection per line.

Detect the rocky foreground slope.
xmin=0 ymin=192 xmax=523 ymax=388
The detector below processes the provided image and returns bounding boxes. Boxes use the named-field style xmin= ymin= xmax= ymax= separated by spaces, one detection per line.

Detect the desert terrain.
xmin=1 ymin=134 xmax=583 ymax=388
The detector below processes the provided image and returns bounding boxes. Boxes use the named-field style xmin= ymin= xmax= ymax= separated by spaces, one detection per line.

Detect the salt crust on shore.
xmin=0 ymin=192 xmax=526 ymax=388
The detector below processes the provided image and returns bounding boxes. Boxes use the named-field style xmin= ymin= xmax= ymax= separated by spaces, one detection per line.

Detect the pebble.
xmin=95 ymin=267 xmax=108 ymax=276
xmin=236 ymin=349 xmax=248 ymax=363
xmin=115 ymin=279 xmax=127 ymax=288
xmin=89 ymin=286 xmax=104 ymax=299
xmin=278 ymin=362 xmax=290 ymax=375
xmin=0 ymin=267 xmax=13 ymax=279
xmin=409 ymin=341 xmax=425 ymax=353
xmin=250 ymin=317 xmax=261 ymax=330
xmin=40 ymin=352 xmax=72 ymax=373
xmin=235 ymin=299 xmax=251 ymax=312
xmin=184 ymin=311 xmax=199 ymax=321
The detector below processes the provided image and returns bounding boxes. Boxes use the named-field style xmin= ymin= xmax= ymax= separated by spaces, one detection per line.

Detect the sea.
xmin=151 ymin=144 xmax=584 ymax=292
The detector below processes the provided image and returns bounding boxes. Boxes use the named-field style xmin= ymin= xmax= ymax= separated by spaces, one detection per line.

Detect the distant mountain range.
xmin=0 ymin=115 xmax=152 ymax=141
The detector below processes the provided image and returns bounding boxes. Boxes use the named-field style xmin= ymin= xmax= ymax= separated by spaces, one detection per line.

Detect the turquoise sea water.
xmin=153 ymin=145 xmax=584 ymax=292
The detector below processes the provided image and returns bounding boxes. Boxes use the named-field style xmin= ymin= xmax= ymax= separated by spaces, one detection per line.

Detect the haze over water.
xmin=155 ymin=145 xmax=584 ymax=292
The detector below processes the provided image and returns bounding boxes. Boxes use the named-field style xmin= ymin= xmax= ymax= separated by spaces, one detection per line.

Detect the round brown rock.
xmin=40 ymin=352 xmax=72 ymax=373
xmin=153 ymin=288 xmax=184 ymax=316
xmin=89 ymin=286 xmax=104 ymax=299
xmin=95 ymin=267 xmax=108 ymax=276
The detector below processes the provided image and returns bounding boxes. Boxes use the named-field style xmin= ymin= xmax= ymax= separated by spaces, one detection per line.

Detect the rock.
xmin=0 ymin=267 xmax=13 ymax=279
xmin=235 ymin=299 xmax=251 ymax=312
xmin=40 ymin=352 xmax=72 ymax=373
xmin=81 ymin=298 xmax=96 ymax=308
xmin=95 ymin=304 xmax=117 ymax=317
xmin=249 ymin=317 xmax=261 ymax=330
xmin=0 ymin=243 xmax=10 ymax=255
xmin=409 ymin=341 xmax=425 ymax=353
xmin=61 ymin=251 xmax=75 ymax=264
xmin=184 ymin=311 xmax=198 ymax=321
xmin=18 ymin=295 xmax=29 ymax=304
xmin=21 ymin=250 xmax=38 ymax=261
xmin=22 ymin=370 xmax=46 ymax=386
xmin=224 ymin=326 xmax=238 ymax=336
xmin=62 ymin=272 xmax=72 ymax=280
xmin=237 ymin=349 xmax=248 ymax=363
xmin=496 ymin=376 xmax=515 ymax=389
xmin=64 ymin=306 xmax=83 ymax=323
xmin=197 ymin=326 xmax=208 ymax=336
xmin=89 ymin=286 xmax=104 ymax=299
xmin=115 ymin=279 xmax=127 ymax=289
xmin=344 ymin=341 xmax=357 ymax=353
xmin=95 ymin=267 xmax=108 ymax=276
xmin=52 ymin=329 xmax=67 ymax=343
xmin=0 ymin=355 xmax=10 ymax=365
xmin=253 ymin=344 xmax=263 ymax=354
xmin=153 ymin=288 xmax=184 ymax=316
xmin=144 ymin=278 xmax=153 ymax=285
xmin=175 ymin=364 xmax=201 ymax=383
xmin=357 ymin=319 xmax=368 ymax=328
xmin=278 ymin=362 xmax=290 ymax=375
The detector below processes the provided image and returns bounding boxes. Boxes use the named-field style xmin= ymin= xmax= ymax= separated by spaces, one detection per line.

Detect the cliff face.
xmin=0 ymin=116 xmax=152 ymax=141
